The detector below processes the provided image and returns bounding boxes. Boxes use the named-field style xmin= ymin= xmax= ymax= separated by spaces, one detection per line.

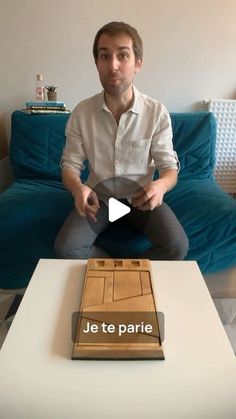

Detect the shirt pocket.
xmin=127 ymin=139 xmax=152 ymax=174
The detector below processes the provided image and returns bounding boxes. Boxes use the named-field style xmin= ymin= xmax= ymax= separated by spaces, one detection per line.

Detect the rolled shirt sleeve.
xmin=151 ymin=106 xmax=180 ymax=175
xmin=61 ymin=111 xmax=87 ymax=176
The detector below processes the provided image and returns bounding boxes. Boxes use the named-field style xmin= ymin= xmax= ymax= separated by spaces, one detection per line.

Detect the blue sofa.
xmin=1 ymin=110 xmax=236 ymax=289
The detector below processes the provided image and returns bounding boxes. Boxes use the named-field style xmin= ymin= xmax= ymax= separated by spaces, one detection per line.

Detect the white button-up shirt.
xmin=62 ymin=86 xmax=179 ymax=195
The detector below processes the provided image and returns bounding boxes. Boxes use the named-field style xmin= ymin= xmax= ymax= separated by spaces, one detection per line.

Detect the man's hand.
xmin=74 ymin=184 xmax=100 ymax=222
xmin=132 ymin=169 xmax=178 ymax=211
xmin=132 ymin=179 xmax=167 ymax=210
xmin=62 ymin=169 xmax=100 ymax=222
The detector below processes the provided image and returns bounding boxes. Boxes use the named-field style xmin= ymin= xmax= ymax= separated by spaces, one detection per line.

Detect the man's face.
xmin=96 ymin=33 xmax=142 ymax=97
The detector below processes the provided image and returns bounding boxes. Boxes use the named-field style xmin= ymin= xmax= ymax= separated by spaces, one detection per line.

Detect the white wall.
xmin=1 ymin=0 xmax=236 ymax=137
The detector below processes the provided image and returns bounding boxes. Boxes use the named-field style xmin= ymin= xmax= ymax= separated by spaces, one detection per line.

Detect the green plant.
xmin=45 ymin=84 xmax=57 ymax=92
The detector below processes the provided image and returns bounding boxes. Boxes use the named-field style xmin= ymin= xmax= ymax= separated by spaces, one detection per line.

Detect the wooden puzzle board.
xmin=72 ymin=259 xmax=164 ymax=360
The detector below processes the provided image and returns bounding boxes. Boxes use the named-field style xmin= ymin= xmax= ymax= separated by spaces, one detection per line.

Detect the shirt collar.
xmin=130 ymin=85 xmax=141 ymax=114
xmin=98 ymin=85 xmax=141 ymax=115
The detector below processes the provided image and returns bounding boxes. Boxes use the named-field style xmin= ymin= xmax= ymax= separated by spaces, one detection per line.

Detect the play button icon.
xmin=108 ymin=198 xmax=131 ymax=222
xmin=86 ymin=176 xmax=151 ymax=234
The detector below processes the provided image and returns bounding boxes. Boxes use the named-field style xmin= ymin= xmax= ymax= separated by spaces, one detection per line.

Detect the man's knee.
xmin=161 ymin=220 xmax=189 ymax=260
xmin=54 ymin=234 xmax=88 ymax=259
xmin=54 ymin=235 xmax=71 ymax=258
xmin=144 ymin=231 xmax=189 ymax=261
xmin=54 ymin=233 xmax=110 ymax=259
xmin=170 ymin=234 xmax=189 ymax=260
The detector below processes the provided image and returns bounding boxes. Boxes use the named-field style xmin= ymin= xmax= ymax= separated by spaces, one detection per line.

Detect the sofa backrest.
xmin=10 ymin=110 xmax=216 ymax=181
xmin=171 ymin=112 xmax=216 ymax=180
xmin=10 ymin=111 xmax=70 ymax=181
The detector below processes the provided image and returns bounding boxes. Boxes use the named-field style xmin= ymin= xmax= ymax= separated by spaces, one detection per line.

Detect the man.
xmin=55 ymin=21 xmax=188 ymax=260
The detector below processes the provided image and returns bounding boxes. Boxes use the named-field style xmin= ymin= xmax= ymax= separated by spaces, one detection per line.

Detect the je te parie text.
xmin=83 ymin=321 xmax=153 ymax=337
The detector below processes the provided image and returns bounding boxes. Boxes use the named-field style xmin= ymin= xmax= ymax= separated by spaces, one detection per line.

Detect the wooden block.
xmin=72 ymin=259 xmax=164 ymax=360
xmin=113 ymin=271 xmax=142 ymax=301
xmin=87 ymin=258 xmax=150 ymax=271
xmin=140 ymin=271 xmax=152 ymax=295
xmin=82 ymin=293 xmax=155 ymax=312
xmin=82 ymin=276 xmax=105 ymax=307
xmin=103 ymin=277 xmax=113 ymax=303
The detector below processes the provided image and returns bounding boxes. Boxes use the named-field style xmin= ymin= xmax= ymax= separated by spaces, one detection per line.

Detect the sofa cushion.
xmin=10 ymin=111 xmax=70 ymax=181
xmin=0 ymin=179 xmax=73 ymax=288
xmin=165 ymin=178 xmax=236 ymax=273
xmin=170 ymin=112 xmax=216 ymax=180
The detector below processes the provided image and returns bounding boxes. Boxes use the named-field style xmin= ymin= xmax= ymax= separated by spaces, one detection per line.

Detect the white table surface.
xmin=0 ymin=259 xmax=235 ymax=419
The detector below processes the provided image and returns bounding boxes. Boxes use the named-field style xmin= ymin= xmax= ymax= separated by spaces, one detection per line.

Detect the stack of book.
xmin=23 ymin=101 xmax=70 ymax=114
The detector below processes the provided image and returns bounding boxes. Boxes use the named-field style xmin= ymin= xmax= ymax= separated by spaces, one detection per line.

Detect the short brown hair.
xmin=93 ymin=21 xmax=143 ymax=62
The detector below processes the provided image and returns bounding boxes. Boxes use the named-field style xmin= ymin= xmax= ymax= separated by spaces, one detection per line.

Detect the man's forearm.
xmin=62 ymin=168 xmax=83 ymax=198
xmin=155 ymin=169 xmax=178 ymax=194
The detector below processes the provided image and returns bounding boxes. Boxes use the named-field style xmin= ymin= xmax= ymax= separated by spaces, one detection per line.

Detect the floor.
xmin=0 ymin=289 xmax=25 ymax=350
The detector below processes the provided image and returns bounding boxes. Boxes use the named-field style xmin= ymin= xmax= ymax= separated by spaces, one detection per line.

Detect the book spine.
xmin=26 ymin=101 xmax=65 ymax=108
xmin=27 ymin=105 xmax=66 ymax=111
xmin=28 ymin=109 xmax=70 ymax=114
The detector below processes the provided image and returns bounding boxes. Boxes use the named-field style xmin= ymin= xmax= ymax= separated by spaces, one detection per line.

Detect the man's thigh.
xmin=124 ymin=202 xmax=185 ymax=243
xmin=55 ymin=201 xmax=109 ymax=256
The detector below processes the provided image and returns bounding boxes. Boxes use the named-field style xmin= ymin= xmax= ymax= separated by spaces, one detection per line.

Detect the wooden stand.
xmin=72 ymin=259 xmax=164 ymax=360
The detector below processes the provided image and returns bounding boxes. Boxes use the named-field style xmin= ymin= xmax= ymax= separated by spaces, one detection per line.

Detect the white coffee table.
xmin=0 ymin=259 xmax=235 ymax=419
